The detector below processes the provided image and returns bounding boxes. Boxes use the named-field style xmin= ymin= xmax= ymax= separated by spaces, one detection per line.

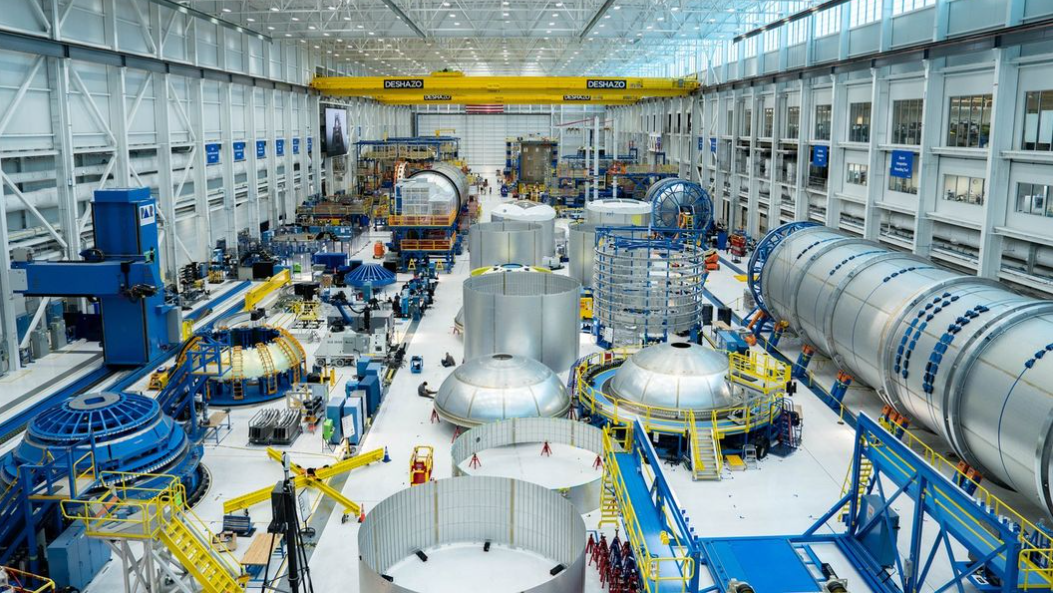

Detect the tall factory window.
xmin=786 ymin=106 xmax=801 ymax=138
xmin=815 ymin=105 xmax=832 ymax=141
xmin=762 ymin=108 xmax=774 ymax=137
xmin=846 ymin=163 xmax=869 ymax=186
xmin=888 ymin=166 xmax=919 ymax=194
xmin=891 ymin=99 xmax=924 ymax=145
xmin=947 ymin=94 xmax=992 ymax=148
xmin=1022 ymin=90 xmax=1053 ymax=151
xmin=742 ymin=108 xmax=752 ymax=136
xmin=848 ymin=102 xmax=872 ymax=142
xmin=942 ymin=175 xmax=986 ymax=205
xmin=849 ymin=0 xmax=882 ymax=27
xmin=1016 ymin=182 xmax=1053 ymax=216
xmin=726 ymin=110 xmax=734 ymax=134
xmin=814 ymin=5 xmax=842 ymax=37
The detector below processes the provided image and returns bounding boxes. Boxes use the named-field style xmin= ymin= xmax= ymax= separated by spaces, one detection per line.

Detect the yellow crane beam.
xmin=376 ymin=93 xmax=641 ymax=106
xmin=311 ymin=74 xmax=697 ymax=99
xmin=244 ymin=269 xmax=290 ymax=311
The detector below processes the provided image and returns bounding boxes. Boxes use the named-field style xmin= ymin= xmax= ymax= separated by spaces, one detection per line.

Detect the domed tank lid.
xmin=608 ymin=342 xmax=737 ymax=411
xmin=492 ymin=201 xmax=557 ymax=222
xmin=434 ymin=354 xmax=570 ymax=427
xmin=586 ymin=198 xmax=652 ymax=214
xmin=28 ymin=391 xmax=160 ymax=444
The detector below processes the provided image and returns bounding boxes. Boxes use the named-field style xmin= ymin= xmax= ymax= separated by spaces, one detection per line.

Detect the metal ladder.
xmin=231 ymin=346 xmax=244 ymax=401
xmin=838 ymin=457 xmax=874 ymax=523
xmin=159 ymin=515 xmax=244 ymax=593
xmin=258 ymin=346 xmax=277 ymax=394
xmin=274 ymin=333 xmax=302 ymax=383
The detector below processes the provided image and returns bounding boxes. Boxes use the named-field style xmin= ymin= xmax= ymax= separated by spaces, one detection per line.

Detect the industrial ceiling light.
xmin=221 ymin=7 xmax=231 ymax=12
xmin=270 ymin=6 xmax=279 ymax=11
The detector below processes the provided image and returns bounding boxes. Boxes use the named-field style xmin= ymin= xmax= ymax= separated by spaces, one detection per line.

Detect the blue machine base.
xmin=700 ymin=537 xmax=821 ymax=592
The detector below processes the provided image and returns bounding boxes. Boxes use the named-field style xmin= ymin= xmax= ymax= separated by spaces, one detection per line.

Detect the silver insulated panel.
xmin=567 ymin=223 xmax=598 ymax=288
xmin=759 ymin=223 xmax=1053 ymax=517
xmin=491 ymin=200 xmax=557 ymax=258
xmin=468 ymin=221 xmax=543 ymax=270
xmin=463 ymin=272 xmax=581 ymax=371
xmin=585 ymin=199 xmax=652 ymax=226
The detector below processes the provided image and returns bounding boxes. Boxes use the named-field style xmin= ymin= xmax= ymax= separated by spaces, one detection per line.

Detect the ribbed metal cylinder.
xmin=585 ymin=199 xmax=652 ymax=226
xmin=463 ymin=272 xmax=581 ymax=372
xmin=407 ymin=162 xmax=469 ymax=210
xmin=358 ymin=477 xmax=586 ymax=593
xmin=567 ymin=223 xmax=598 ymax=288
xmin=491 ymin=200 xmax=557 ymax=258
xmin=593 ymin=232 xmax=707 ymax=347
xmin=468 ymin=221 xmax=544 ymax=270
xmin=758 ymin=223 xmax=1053 ymax=517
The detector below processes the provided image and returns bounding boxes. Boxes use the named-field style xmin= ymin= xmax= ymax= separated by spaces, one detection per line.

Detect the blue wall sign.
xmin=890 ymin=150 xmax=914 ymax=179
xmin=292 ymin=138 xmax=300 ymax=155
xmin=812 ymin=145 xmax=829 ymax=167
xmin=256 ymin=140 xmax=266 ymax=159
xmin=276 ymin=139 xmax=285 ymax=156
xmin=232 ymin=141 xmax=246 ymax=162
xmin=205 ymin=143 xmax=221 ymax=165
xmin=697 ymin=137 xmax=704 ymax=151
xmin=307 ymin=137 xmax=313 ymax=154
xmin=710 ymin=138 xmax=717 ymax=153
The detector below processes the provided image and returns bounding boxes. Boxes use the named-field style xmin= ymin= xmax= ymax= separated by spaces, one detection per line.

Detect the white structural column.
xmin=913 ymin=59 xmax=946 ymax=258
xmin=47 ymin=58 xmax=81 ymax=263
xmin=283 ymin=90 xmax=296 ymax=217
xmin=265 ymin=89 xmax=279 ymax=225
xmin=310 ymin=94 xmax=322 ymax=197
xmin=189 ymin=78 xmax=211 ymax=259
xmin=219 ymin=82 xmax=238 ymax=249
xmin=826 ymin=73 xmax=848 ymax=228
xmin=152 ymin=72 xmax=178 ymax=282
xmin=245 ymin=87 xmax=262 ymax=237
xmin=0 ymin=153 xmax=18 ymax=372
xmin=863 ymin=67 xmax=891 ymax=240
xmin=978 ymin=47 xmax=1020 ymax=278
xmin=769 ymin=85 xmax=783 ymax=227
xmin=745 ymin=91 xmax=759 ymax=236
xmin=794 ymin=79 xmax=813 ymax=222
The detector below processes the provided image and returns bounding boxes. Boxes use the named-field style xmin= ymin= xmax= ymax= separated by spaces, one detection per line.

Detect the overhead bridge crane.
xmin=311 ymin=73 xmax=698 ymax=105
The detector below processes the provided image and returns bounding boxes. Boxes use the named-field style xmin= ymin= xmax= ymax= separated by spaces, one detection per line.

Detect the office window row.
xmin=815 ymin=105 xmax=832 ymax=141
xmin=849 ymin=102 xmax=871 ymax=143
xmin=888 ymin=168 xmax=919 ymax=194
xmin=846 ymin=163 xmax=868 ymax=186
xmin=892 ymin=99 xmax=924 ymax=145
xmin=1016 ymin=182 xmax=1053 ymax=217
xmin=1023 ymin=90 xmax=1053 ymax=151
xmin=942 ymin=174 xmax=985 ymax=206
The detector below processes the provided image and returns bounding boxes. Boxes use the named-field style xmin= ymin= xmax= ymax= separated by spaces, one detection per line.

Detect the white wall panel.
xmin=418 ymin=113 xmax=550 ymax=168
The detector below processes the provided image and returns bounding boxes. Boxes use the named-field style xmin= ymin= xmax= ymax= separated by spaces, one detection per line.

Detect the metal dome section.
xmin=433 ymin=354 xmax=571 ymax=428
xmin=584 ymin=199 xmax=652 ymax=227
xmin=463 ymin=272 xmax=581 ymax=372
xmin=196 ymin=325 xmax=307 ymax=406
xmin=2 ymin=391 xmax=203 ymax=495
xmin=756 ymin=222 xmax=1053 ymax=517
xmin=406 ymin=161 xmax=469 ymax=211
xmin=609 ymin=343 xmax=738 ymax=411
xmin=490 ymin=200 xmax=557 ymax=258
xmin=467 ymin=221 xmax=544 ymax=270
xmin=593 ymin=227 xmax=708 ymax=348
xmin=645 ymin=178 xmax=713 ymax=233
xmin=345 ymin=263 xmax=397 ymax=289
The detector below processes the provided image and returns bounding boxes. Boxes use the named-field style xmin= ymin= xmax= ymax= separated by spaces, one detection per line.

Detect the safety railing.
xmin=728 ymin=350 xmax=791 ymax=395
xmin=0 ymin=567 xmax=55 ymax=592
xmin=601 ymin=427 xmax=695 ymax=593
xmin=576 ymin=348 xmax=785 ymax=436
xmin=711 ymin=427 xmax=724 ymax=475
xmin=387 ymin=211 xmax=457 ymax=227
xmin=399 ymin=237 xmax=457 ymax=251
xmin=862 ymin=430 xmax=1053 ymax=588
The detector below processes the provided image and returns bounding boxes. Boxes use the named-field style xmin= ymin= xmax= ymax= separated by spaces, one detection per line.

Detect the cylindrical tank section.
xmin=756 ymin=223 xmax=1053 ymax=517
xmin=406 ymin=162 xmax=469 ymax=211
xmin=463 ymin=272 xmax=581 ymax=371
xmin=645 ymin=178 xmax=713 ymax=231
xmin=585 ymin=198 xmax=652 ymax=227
xmin=434 ymin=354 xmax=571 ymax=428
xmin=567 ymin=223 xmax=599 ymax=287
xmin=491 ymin=200 xmax=557 ymax=258
xmin=467 ymin=221 xmax=543 ymax=270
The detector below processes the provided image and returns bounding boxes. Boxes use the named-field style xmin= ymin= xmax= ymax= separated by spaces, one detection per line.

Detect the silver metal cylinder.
xmin=468 ymin=221 xmax=543 ymax=270
xmin=463 ymin=272 xmax=581 ymax=371
xmin=434 ymin=354 xmax=571 ymax=428
xmin=567 ymin=223 xmax=598 ymax=288
xmin=491 ymin=200 xmax=557 ymax=258
xmin=451 ymin=418 xmax=603 ymax=513
xmin=407 ymin=162 xmax=469 ymax=210
xmin=358 ymin=477 xmax=587 ymax=593
xmin=758 ymin=224 xmax=1053 ymax=516
xmin=585 ymin=199 xmax=652 ymax=226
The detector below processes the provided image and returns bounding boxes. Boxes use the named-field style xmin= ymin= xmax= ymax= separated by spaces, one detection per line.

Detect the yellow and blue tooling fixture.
xmin=11 ymin=188 xmax=179 ymax=366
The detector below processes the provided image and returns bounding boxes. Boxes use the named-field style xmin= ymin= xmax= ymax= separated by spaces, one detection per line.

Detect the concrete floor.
xmin=48 ymin=171 xmax=1012 ymax=592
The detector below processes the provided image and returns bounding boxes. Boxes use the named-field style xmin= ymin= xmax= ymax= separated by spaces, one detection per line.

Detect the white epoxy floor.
xmin=57 ymin=173 xmax=1023 ymax=593
xmin=456 ymin=442 xmax=602 ymax=489
xmin=386 ymin=543 xmax=558 ymax=593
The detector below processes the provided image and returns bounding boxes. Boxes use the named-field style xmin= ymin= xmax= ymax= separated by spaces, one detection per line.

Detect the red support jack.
xmin=451 ymin=426 xmax=461 ymax=442
xmin=541 ymin=441 xmax=552 ymax=456
xmin=468 ymin=453 xmax=482 ymax=469
xmin=430 ymin=408 xmax=440 ymax=423
xmin=593 ymin=455 xmax=603 ymax=470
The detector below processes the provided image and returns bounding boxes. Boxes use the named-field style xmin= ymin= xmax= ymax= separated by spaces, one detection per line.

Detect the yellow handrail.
xmin=0 ymin=567 xmax=56 ymax=593
xmin=601 ymin=427 xmax=694 ymax=593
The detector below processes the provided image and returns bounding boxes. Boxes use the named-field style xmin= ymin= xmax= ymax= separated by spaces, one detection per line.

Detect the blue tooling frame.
xmin=11 ymin=188 xmax=177 ymax=366
xmin=609 ymin=413 xmax=1053 ymax=592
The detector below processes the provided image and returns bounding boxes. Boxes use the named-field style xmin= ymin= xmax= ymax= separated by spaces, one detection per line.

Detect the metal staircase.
xmin=258 ymin=346 xmax=277 ymax=394
xmin=838 ymin=456 xmax=873 ymax=523
xmin=62 ymin=472 xmax=246 ymax=593
xmin=687 ymin=411 xmax=721 ymax=481
xmin=156 ymin=334 xmax=228 ymax=421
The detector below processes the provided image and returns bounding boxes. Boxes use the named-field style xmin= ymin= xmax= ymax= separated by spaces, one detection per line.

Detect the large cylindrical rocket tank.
xmin=753 ymin=222 xmax=1053 ymax=516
